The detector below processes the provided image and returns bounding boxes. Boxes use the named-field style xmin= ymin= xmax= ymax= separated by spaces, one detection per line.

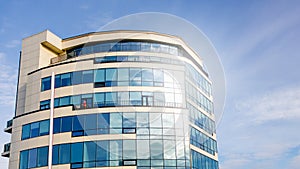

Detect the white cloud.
xmin=235 ymin=85 xmax=300 ymax=124
xmin=5 ymin=39 xmax=20 ymax=48
xmin=0 ymin=52 xmax=17 ymax=107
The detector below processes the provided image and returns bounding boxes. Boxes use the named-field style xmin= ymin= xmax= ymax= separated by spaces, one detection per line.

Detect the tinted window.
xmin=41 ymin=77 xmax=51 ymax=91
xmin=61 ymin=116 xmax=72 ymax=132
xmin=53 ymin=118 xmax=61 ymax=134
xmin=39 ymin=120 xmax=49 ymax=136
xmin=71 ymin=143 xmax=83 ymax=163
xmin=19 ymin=150 xmax=29 ymax=169
xmin=22 ymin=124 xmax=30 ymax=140
xmin=59 ymin=144 xmax=71 ymax=164
xmin=30 ymin=122 xmax=39 ymax=138
xmin=28 ymin=148 xmax=37 ymax=168
xmin=82 ymin=70 xmax=93 ymax=83
xmin=37 ymin=147 xmax=48 ymax=167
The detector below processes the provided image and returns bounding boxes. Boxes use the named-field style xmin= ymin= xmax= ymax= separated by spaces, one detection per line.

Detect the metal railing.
xmin=6 ymin=119 xmax=13 ymax=128
xmin=3 ymin=143 xmax=10 ymax=152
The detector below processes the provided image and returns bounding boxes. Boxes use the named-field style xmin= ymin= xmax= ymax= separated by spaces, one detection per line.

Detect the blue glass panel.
xmin=96 ymin=141 xmax=109 ymax=161
xmin=60 ymin=96 xmax=70 ymax=106
xmin=28 ymin=148 xmax=37 ymax=168
xmin=150 ymin=140 xmax=163 ymax=159
xmin=85 ymin=114 xmax=97 ymax=130
xmin=39 ymin=120 xmax=49 ymax=136
xmin=94 ymin=69 xmax=105 ymax=82
xmin=123 ymin=113 xmax=136 ymax=128
xmin=94 ymin=93 xmax=104 ymax=107
xmin=105 ymin=68 xmax=117 ymax=81
xmin=40 ymin=100 xmax=50 ymax=110
xmin=98 ymin=113 xmax=109 ymax=129
xmin=30 ymin=122 xmax=39 ymax=138
xmin=71 ymin=95 xmax=81 ymax=109
xmin=130 ymin=92 xmax=141 ymax=105
xmin=71 ymin=143 xmax=83 ymax=163
xmin=82 ymin=70 xmax=93 ymax=83
xmin=61 ymin=73 xmax=71 ymax=87
xmin=52 ymin=145 xmax=59 ymax=165
xmin=41 ymin=77 xmax=51 ymax=91
xmin=72 ymin=71 xmax=82 ymax=85
xmin=54 ymin=98 xmax=60 ymax=107
xmin=55 ymin=75 xmax=61 ymax=88
xmin=61 ymin=116 xmax=72 ymax=132
xmin=59 ymin=144 xmax=70 ymax=164
xmin=105 ymin=92 xmax=117 ymax=106
xmin=123 ymin=140 xmax=136 ymax=159
xmin=53 ymin=118 xmax=61 ymax=134
xmin=37 ymin=147 xmax=48 ymax=167
xmin=130 ymin=68 xmax=141 ymax=86
xmin=73 ymin=115 xmax=84 ymax=131
xmin=19 ymin=150 xmax=29 ymax=169
xmin=22 ymin=124 xmax=30 ymax=140
xmin=84 ymin=142 xmax=96 ymax=162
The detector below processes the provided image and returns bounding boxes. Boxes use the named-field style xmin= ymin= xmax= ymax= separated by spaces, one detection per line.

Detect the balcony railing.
xmin=1 ymin=143 xmax=10 ymax=158
xmin=4 ymin=119 xmax=13 ymax=133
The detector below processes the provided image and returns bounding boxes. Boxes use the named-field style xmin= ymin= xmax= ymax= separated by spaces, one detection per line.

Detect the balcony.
xmin=1 ymin=143 xmax=10 ymax=158
xmin=4 ymin=119 xmax=13 ymax=133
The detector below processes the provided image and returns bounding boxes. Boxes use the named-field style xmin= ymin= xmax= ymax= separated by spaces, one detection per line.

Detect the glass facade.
xmin=41 ymin=67 xmax=186 ymax=91
xmin=17 ymin=36 xmax=218 ymax=169
xmin=40 ymin=91 xmax=183 ymax=111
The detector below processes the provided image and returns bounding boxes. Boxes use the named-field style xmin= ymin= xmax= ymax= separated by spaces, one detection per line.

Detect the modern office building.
xmin=2 ymin=30 xmax=218 ymax=169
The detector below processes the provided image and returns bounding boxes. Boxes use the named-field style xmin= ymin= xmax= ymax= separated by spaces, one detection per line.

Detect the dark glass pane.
xmin=59 ymin=144 xmax=71 ymax=164
xmin=55 ymin=75 xmax=61 ymax=88
xmin=30 ymin=122 xmax=39 ymax=138
xmin=37 ymin=147 xmax=48 ymax=167
xmin=28 ymin=148 xmax=37 ymax=168
xmin=61 ymin=73 xmax=71 ymax=86
xmin=22 ymin=124 xmax=30 ymax=140
xmin=84 ymin=142 xmax=96 ymax=162
xmin=19 ymin=150 xmax=29 ymax=169
xmin=52 ymin=145 xmax=59 ymax=165
xmin=41 ymin=77 xmax=51 ymax=91
xmin=82 ymin=70 xmax=93 ymax=83
xmin=53 ymin=118 xmax=61 ymax=134
xmin=71 ymin=143 xmax=83 ymax=163
xmin=73 ymin=115 xmax=84 ymax=131
xmin=39 ymin=120 xmax=50 ymax=136
xmin=72 ymin=71 xmax=82 ymax=85
xmin=61 ymin=116 xmax=72 ymax=132
xmin=85 ymin=114 xmax=97 ymax=130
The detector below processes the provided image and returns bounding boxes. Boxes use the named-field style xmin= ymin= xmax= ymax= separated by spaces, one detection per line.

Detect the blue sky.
xmin=1 ymin=0 xmax=300 ymax=168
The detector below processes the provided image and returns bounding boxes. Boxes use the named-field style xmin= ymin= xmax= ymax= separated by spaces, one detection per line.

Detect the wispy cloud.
xmin=0 ymin=52 xmax=17 ymax=107
xmin=5 ymin=39 xmax=20 ymax=48
xmin=236 ymin=85 xmax=300 ymax=124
